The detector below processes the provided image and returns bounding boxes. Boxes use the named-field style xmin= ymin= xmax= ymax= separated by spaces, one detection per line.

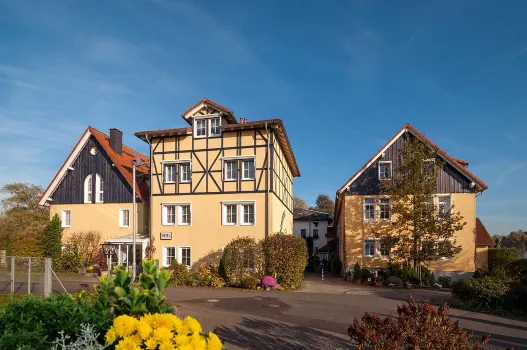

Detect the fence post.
xmin=44 ymin=258 xmax=52 ymax=298
xmin=28 ymin=257 xmax=31 ymax=295
xmin=10 ymin=256 xmax=15 ymax=296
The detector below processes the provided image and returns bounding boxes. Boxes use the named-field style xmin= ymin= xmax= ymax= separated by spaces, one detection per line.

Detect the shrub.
xmin=12 ymin=234 xmax=43 ymax=257
xmin=220 ymin=237 xmax=264 ymax=287
xmin=263 ymin=234 xmax=308 ymax=289
xmin=506 ymin=259 xmax=527 ymax=283
xmin=65 ymin=231 xmax=102 ymax=267
xmin=167 ymin=260 xmax=192 ymax=286
xmin=54 ymin=247 xmax=82 ymax=273
xmin=361 ymin=268 xmax=372 ymax=282
xmin=420 ymin=266 xmax=436 ymax=287
xmin=438 ymin=276 xmax=452 ymax=288
xmin=348 ymin=296 xmax=490 ymax=349
xmin=261 ymin=275 xmax=277 ymax=288
xmin=400 ymin=266 xmax=418 ymax=284
xmin=353 ymin=263 xmax=362 ymax=281
xmin=488 ymin=248 xmax=518 ymax=274
xmin=305 ymin=255 xmax=320 ymax=272
xmin=40 ymin=213 xmax=63 ymax=261
xmin=473 ymin=268 xmax=488 ymax=279
xmin=385 ymin=276 xmax=403 ymax=288
xmin=105 ymin=314 xmax=222 ymax=349
xmin=330 ymin=256 xmax=342 ymax=275
xmin=239 ymin=275 xmax=260 ymax=289
xmin=210 ymin=276 xmax=225 ymax=289
xmin=451 ymin=276 xmax=510 ymax=312
xmin=0 ymin=294 xmax=112 ymax=349
xmin=94 ymin=259 xmax=173 ymax=316
xmin=51 ymin=323 xmax=105 ymax=350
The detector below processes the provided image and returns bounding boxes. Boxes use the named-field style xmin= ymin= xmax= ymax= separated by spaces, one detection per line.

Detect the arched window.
xmin=95 ymin=173 xmax=104 ymax=203
xmin=84 ymin=175 xmax=92 ymax=203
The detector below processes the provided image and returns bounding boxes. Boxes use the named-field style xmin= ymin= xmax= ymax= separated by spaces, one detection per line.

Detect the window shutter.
xmin=177 ymin=247 xmax=183 ymax=264
xmin=119 ymin=210 xmax=123 ymax=227
xmin=162 ymin=246 xmax=167 ymax=267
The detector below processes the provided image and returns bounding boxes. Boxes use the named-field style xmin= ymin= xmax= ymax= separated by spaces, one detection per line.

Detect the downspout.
xmin=265 ymin=122 xmax=270 ymax=239
xmin=145 ymin=135 xmax=153 ymax=259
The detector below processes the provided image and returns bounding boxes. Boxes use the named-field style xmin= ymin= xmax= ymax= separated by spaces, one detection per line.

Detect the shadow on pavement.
xmin=453 ymin=313 xmax=527 ymax=332
xmin=215 ymin=317 xmax=350 ymax=350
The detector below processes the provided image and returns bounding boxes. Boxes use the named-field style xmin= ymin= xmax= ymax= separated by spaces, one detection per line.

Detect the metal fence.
xmin=0 ymin=256 xmax=54 ymax=297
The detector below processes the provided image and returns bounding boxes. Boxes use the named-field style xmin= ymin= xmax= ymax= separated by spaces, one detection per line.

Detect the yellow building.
xmin=334 ymin=124 xmax=491 ymax=279
xmin=134 ymin=98 xmax=300 ymax=267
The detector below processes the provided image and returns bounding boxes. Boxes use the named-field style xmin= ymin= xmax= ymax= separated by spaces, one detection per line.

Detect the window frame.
xmin=163 ymin=246 xmax=177 ymax=267
xmin=364 ymin=198 xmax=376 ymax=221
xmin=222 ymin=203 xmax=238 ymax=226
xmin=378 ymin=161 xmax=392 ymax=180
xmin=364 ymin=239 xmax=375 ymax=257
xmin=179 ymin=162 xmax=191 ymax=183
xmin=223 ymin=160 xmax=238 ymax=181
xmin=241 ymin=159 xmax=255 ymax=180
xmin=95 ymin=173 xmax=104 ymax=203
xmin=194 ymin=119 xmax=207 ymax=138
xmin=241 ymin=203 xmax=256 ymax=226
xmin=162 ymin=204 xmax=177 ymax=226
xmin=179 ymin=204 xmax=192 ymax=226
xmin=300 ymin=229 xmax=306 ymax=238
xmin=436 ymin=194 xmax=452 ymax=218
xmin=119 ymin=209 xmax=130 ymax=228
xmin=222 ymin=201 xmax=255 ymax=226
xmin=84 ymin=175 xmax=92 ymax=203
xmin=313 ymin=229 xmax=319 ymax=239
xmin=178 ymin=246 xmax=192 ymax=267
xmin=379 ymin=240 xmax=391 ymax=257
xmin=209 ymin=117 xmax=221 ymax=137
xmin=379 ymin=198 xmax=391 ymax=221
xmin=61 ymin=210 xmax=71 ymax=228
xmin=163 ymin=163 xmax=177 ymax=184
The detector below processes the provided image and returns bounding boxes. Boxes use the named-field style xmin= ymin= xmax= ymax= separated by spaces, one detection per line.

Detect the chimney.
xmin=109 ymin=128 xmax=123 ymax=155
xmin=240 ymin=117 xmax=248 ymax=124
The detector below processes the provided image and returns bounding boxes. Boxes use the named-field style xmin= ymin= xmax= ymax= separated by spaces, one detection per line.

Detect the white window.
xmin=61 ymin=210 xmax=71 ymax=228
xmin=242 ymin=159 xmax=255 ymax=180
xmin=364 ymin=240 xmax=375 ymax=257
xmin=95 ymin=173 xmax=104 ymax=203
xmin=84 ymin=175 xmax=92 ymax=203
xmin=379 ymin=198 xmax=391 ymax=220
xmin=210 ymin=117 xmax=221 ymax=136
xmin=437 ymin=195 xmax=451 ymax=217
xmin=164 ymin=164 xmax=176 ymax=183
xmin=241 ymin=203 xmax=255 ymax=225
xmin=224 ymin=160 xmax=238 ymax=181
xmin=195 ymin=119 xmax=207 ymax=137
xmin=179 ymin=205 xmax=191 ymax=225
xmin=162 ymin=205 xmax=176 ymax=225
xmin=223 ymin=204 xmax=237 ymax=225
xmin=119 ymin=209 xmax=130 ymax=228
xmin=364 ymin=198 xmax=375 ymax=220
xmin=378 ymin=161 xmax=392 ymax=180
xmin=300 ymin=229 xmax=306 ymax=238
xmin=164 ymin=246 xmax=176 ymax=267
xmin=179 ymin=163 xmax=191 ymax=183
xmin=179 ymin=247 xmax=192 ymax=267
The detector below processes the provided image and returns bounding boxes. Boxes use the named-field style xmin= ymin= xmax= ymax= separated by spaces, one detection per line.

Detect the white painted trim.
xmin=119 ymin=209 xmax=130 ymax=228
xmin=84 ymin=174 xmax=92 ymax=203
xmin=222 ymin=155 xmax=256 ymax=161
xmin=95 ymin=173 xmax=104 ymax=203
xmin=240 ymin=202 xmax=256 ymax=226
xmin=241 ymin=158 xmax=255 ymax=180
xmin=179 ymin=162 xmax=192 ymax=184
xmin=162 ymin=159 xmax=192 ymax=164
xmin=39 ymin=129 xmax=92 ymax=206
xmin=61 ymin=210 xmax=71 ymax=228
xmin=178 ymin=246 xmax=192 ymax=267
xmin=378 ymin=160 xmax=392 ymax=180
xmin=162 ymin=245 xmax=177 ymax=267
xmin=106 ymin=237 xmax=149 ymax=243
xmin=208 ymin=116 xmax=222 ymax=137
xmin=161 ymin=202 xmax=192 ymax=226
xmin=363 ymin=197 xmax=376 ymax=221
xmin=223 ymin=159 xmax=238 ymax=181
xmin=222 ymin=203 xmax=238 ymax=226
xmin=193 ymin=119 xmax=207 ymax=139
xmin=178 ymin=203 xmax=192 ymax=226
xmin=192 ymin=113 xmax=221 ymax=120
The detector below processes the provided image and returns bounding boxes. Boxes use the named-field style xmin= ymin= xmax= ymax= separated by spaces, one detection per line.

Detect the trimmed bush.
xmin=167 ymin=260 xmax=192 ymax=286
xmin=488 ymin=248 xmax=518 ymax=274
xmin=220 ymin=236 xmax=264 ymax=287
xmin=451 ymin=276 xmax=510 ymax=311
xmin=54 ymin=247 xmax=82 ymax=273
xmin=40 ymin=213 xmax=63 ymax=261
xmin=506 ymin=259 xmax=527 ymax=283
xmin=239 ymin=275 xmax=260 ymax=290
xmin=330 ymin=256 xmax=342 ymax=275
xmin=263 ymin=233 xmax=308 ymax=289
xmin=353 ymin=263 xmax=361 ymax=281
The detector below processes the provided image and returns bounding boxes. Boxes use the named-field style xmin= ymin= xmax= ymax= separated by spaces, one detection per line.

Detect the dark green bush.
xmin=488 ymin=248 xmax=518 ymax=274
xmin=167 ymin=260 xmax=192 ymax=286
xmin=239 ymin=274 xmax=260 ymax=290
xmin=263 ymin=234 xmax=308 ymax=289
xmin=305 ymin=255 xmax=320 ymax=272
xmin=420 ymin=266 xmax=435 ymax=287
xmin=330 ymin=256 xmax=343 ymax=275
xmin=472 ymin=268 xmax=488 ymax=279
xmin=385 ymin=276 xmax=403 ymax=288
xmin=353 ymin=263 xmax=361 ymax=281
xmin=504 ymin=282 xmax=527 ymax=312
xmin=451 ymin=276 xmax=510 ymax=312
xmin=506 ymin=259 xmax=527 ymax=283
xmin=0 ymin=294 xmax=112 ymax=349
xmin=361 ymin=268 xmax=373 ymax=281
xmin=437 ymin=276 xmax=452 ymax=288
xmin=220 ymin=236 xmax=264 ymax=287
xmin=54 ymin=248 xmax=82 ymax=272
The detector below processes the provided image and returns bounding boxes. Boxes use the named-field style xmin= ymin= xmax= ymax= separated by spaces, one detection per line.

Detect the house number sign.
xmin=160 ymin=232 xmax=172 ymax=240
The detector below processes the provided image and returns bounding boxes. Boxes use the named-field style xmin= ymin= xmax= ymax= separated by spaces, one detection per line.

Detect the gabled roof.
xmin=294 ymin=208 xmax=331 ymax=220
xmin=476 ymin=218 xmax=496 ymax=246
xmin=181 ymin=97 xmax=237 ymax=125
xmin=39 ymin=127 xmax=150 ymax=206
xmin=336 ymin=123 xmax=488 ymax=194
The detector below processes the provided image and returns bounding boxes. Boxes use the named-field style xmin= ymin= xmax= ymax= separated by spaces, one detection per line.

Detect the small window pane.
xmin=242 ymin=159 xmax=255 ymax=180
xmin=210 ymin=118 xmax=221 ymax=136
xmin=242 ymin=204 xmax=255 ymax=225
xmin=225 ymin=204 xmax=237 ymax=224
xmin=438 ymin=196 xmax=451 ymax=217
xmin=165 ymin=205 xmax=176 ymax=225
xmin=196 ymin=120 xmax=206 ymax=136
xmin=179 ymin=163 xmax=191 ymax=183
xmin=379 ymin=163 xmax=391 ymax=179
xmin=313 ymin=229 xmax=319 ymax=239
xmin=180 ymin=205 xmax=191 ymax=225
xmin=364 ymin=198 xmax=375 ymax=220
xmin=166 ymin=247 xmax=176 ymax=266
xmin=181 ymin=247 xmax=191 ymax=267
xmin=364 ymin=240 xmax=375 ymax=256
xmin=379 ymin=198 xmax=391 ymax=220
xmin=121 ymin=210 xmax=130 ymax=227
xmin=301 ymin=229 xmax=306 ymax=238
xmin=379 ymin=240 xmax=390 ymax=256
xmin=225 ymin=161 xmax=238 ymax=180
xmin=62 ymin=210 xmax=71 ymax=227
xmin=165 ymin=164 xmax=176 ymax=183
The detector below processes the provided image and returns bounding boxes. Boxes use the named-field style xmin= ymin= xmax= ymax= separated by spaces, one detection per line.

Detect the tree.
xmin=313 ymin=194 xmax=334 ymax=216
xmin=377 ymin=137 xmax=465 ymax=268
xmin=0 ymin=182 xmax=49 ymax=252
xmin=40 ymin=214 xmax=63 ymax=260
xmin=500 ymin=230 xmax=527 ymax=257
xmin=294 ymin=197 xmax=308 ymax=210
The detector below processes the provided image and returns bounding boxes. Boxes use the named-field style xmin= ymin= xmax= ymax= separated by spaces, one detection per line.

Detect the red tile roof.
xmin=135 ymin=127 xmax=192 ymax=140
xmin=337 ymin=123 xmax=488 ymax=193
xmin=476 ymin=218 xmax=495 ymax=246
xmin=89 ymin=127 xmax=150 ymax=202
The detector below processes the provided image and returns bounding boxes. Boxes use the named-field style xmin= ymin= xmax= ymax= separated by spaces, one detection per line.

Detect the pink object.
xmin=261 ymin=276 xmax=277 ymax=288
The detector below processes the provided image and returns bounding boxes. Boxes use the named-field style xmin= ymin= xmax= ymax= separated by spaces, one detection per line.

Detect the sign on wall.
xmin=160 ymin=232 xmax=172 ymax=240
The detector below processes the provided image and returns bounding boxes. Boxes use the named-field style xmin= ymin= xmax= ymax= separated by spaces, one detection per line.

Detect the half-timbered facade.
xmin=334 ymin=124 xmax=489 ymax=279
xmin=39 ymin=127 xmax=150 ymax=269
xmin=135 ymin=98 xmax=300 ymax=267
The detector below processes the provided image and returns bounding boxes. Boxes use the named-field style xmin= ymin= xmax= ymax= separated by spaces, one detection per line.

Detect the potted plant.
xmin=374 ymin=276 xmax=383 ymax=287
xmin=353 ymin=263 xmax=362 ymax=284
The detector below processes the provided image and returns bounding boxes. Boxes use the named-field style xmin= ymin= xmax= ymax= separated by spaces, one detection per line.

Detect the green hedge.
xmin=220 ymin=236 xmax=264 ymax=287
xmin=263 ymin=234 xmax=307 ymax=289
xmin=488 ymin=248 xmax=518 ymax=273
xmin=451 ymin=276 xmax=510 ymax=311
xmin=507 ymin=259 xmax=527 ymax=283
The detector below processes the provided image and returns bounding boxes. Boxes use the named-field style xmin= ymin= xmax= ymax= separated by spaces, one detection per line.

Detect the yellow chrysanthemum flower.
xmin=144 ymin=337 xmax=158 ymax=350
xmin=153 ymin=326 xmax=173 ymax=343
xmin=113 ymin=315 xmax=139 ymax=338
xmin=158 ymin=340 xmax=176 ymax=350
xmin=157 ymin=313 xmax=176 ymax=329
xmin=172 ymin=315 xmax=183 ymax=332
xmin=142 ymin=314 xmax=157 ymax=328
xmin=105 ymin=328 xmax=118 ymax=345
xmin=130 ymin=333 xmax=143 ymax=346
xmin=137 ymin=320 xmax=153 ymax=340
xmin=174 ymin=333 xmax=191 ymax=346
xmin=115 ymin=336 xmax=141 ymax=350
xmin=178 ymin=344 xmax=195 ymax=350
xmin=190 ymin=334 xmax=208 ymax=350
xmin=207 ymin=332 xmax=222 ymax=350
xmin=183 ymin=316 xmax=202 ymax=334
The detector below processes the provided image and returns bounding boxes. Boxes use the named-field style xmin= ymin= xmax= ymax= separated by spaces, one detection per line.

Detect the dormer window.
xmin=210 ymin=117 xmax=221 ymax=136
xmin=378 ymin=161 xmax=392 ymax=180
xmin=195 ymin=119 xmax=207 ymax=138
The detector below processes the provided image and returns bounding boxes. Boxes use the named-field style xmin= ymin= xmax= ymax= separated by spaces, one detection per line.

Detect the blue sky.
xmin=1 ymin=0 xmax=526 ymax=234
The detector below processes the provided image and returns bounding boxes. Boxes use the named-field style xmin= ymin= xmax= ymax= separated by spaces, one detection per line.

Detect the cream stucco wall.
xmin=340 ymin=193 xmax=477 ymax=274
xmin=271 ymin=194 xmax=293 ymax=234
xmin=50 ymin=203 xmax=148 ymax=243
xmin=475 ymin=246 xmax=489 ymax=270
